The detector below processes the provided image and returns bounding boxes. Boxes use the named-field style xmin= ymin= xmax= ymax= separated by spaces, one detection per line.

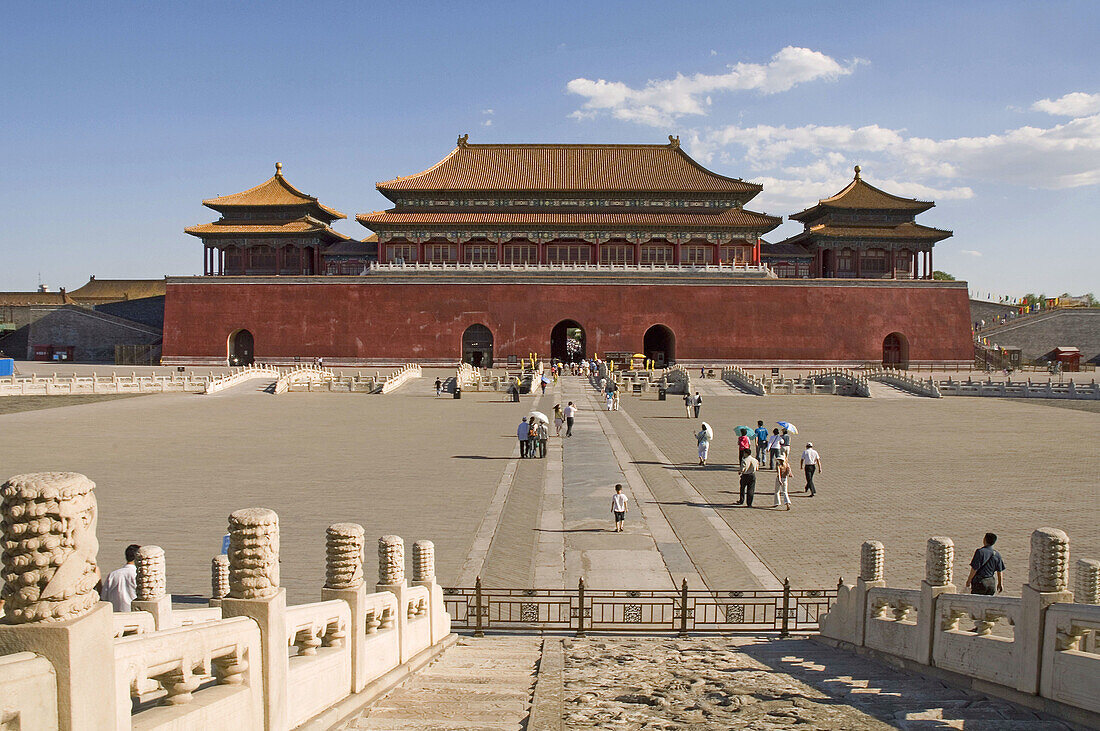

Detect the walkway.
xmin=866 ymin=381 xmax=920 ymax=399
xmin=342 ymin=635 xmax=1072 ymax=729
xmin=341 ymin=635 xmax=540 ymax=730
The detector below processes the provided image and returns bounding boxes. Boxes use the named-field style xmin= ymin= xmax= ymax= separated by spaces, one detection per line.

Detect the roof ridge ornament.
xmin=275 ymin=162 xmax=283 ymax=176
xmin=457 ymin=134 xmax=469 ymax=147
xmin=668 ymin=135 xmax=680 ymax=149
xmin=854 ymin=164 xmax=861 ymax=179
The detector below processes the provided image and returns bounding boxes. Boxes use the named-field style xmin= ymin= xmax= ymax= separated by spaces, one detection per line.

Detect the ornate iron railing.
xmin=443 ymin=578 xmax=836 ymax=636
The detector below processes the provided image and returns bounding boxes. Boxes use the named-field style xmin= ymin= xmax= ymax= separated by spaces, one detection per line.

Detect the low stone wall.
xmin=819 ymin=529 xmax=1100 ymax=727
xmin=0 ymin=472 xmax=454 ymax=731
xmin=203 ymin=365 xmax=282 ymax=394
xmin=938 ymin=376 xmax=1100 ymax=400
xmin=0 ymin=371 xmax=211 ymax=397
xmin=865 ymin=368 xmax=941 ymax=397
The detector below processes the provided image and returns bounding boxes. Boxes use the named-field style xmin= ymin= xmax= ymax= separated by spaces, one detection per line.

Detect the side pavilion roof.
xmin=201 ymin=163 xmax=345 ymax=222
xmin=790 ymin=166 xmax=934 ymax=222
xmin=376 ymin=136 xmax=763 ymax=196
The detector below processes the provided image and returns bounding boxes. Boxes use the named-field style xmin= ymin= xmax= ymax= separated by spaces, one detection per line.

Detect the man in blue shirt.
xmin=517 ymin=417 xmax=530 ymax=458
xmin=754 ymin=421 xmax=769 ymax=467
xmin=965 ymin=533 xmax=1006 ymax=595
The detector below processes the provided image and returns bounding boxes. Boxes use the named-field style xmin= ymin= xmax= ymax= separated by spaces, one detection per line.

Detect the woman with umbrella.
xmin=695 ymin=422 xmax=714 ymax=466
xmin=734 ymin=426 xmax=753 ymax=464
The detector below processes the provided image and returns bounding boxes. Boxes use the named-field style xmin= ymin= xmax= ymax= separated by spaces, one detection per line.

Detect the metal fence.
xmin=443 ymin=578 xmax=837 ymax=636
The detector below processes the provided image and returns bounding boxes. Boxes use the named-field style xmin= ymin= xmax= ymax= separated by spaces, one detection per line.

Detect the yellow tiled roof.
xmin=68 ymin=278 xmax=166 ymax=303
xmin=201 ymin=164 xmax=345 ymax=220
xmin=376 ymin=139 xmax=762 ymax=194
xmin=185 ymin=218 xmax=350 ymax=239
xmin=791 ymin=168 xmax=934 ymax=221
xmin=0 ymin=291 xmax=75 ymax=306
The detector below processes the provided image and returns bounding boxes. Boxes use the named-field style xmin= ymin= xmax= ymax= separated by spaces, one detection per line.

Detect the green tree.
xmin=931 ymin=270 xmax=955 ymax=281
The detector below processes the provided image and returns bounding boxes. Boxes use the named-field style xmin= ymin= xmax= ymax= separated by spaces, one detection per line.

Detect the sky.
xmin=0 ymin=1 xmax=1097 ymax=298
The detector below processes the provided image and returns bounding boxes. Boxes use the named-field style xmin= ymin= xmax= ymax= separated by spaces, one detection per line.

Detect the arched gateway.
xmin=229 ymin=329 xmax=254 ymax=366
xmin=550 ymin=320 xmax=585 ymax=363
xmin=462 ymin=324 xmax=494 ymax=367
xmin=882 ymin=332 xmax=909 ymax=369
xmin=643 ymin=325 xmax=675 ymax=367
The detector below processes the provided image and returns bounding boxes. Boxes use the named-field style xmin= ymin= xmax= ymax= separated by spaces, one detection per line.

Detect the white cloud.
xmin=690 ymin=102 xmax=1100 ymax=190
xmin=1032 ymin=92 xmax=1100 ymax=117
xmin=959 ymin=250 xmax=983 ymax=257
xmin=482 ymin=119 xmax=493 ymax=127
xmin=481 ymin=108 xmax=495 ymax=115
xmin=566 ymin=47 xmax=861 ymax=126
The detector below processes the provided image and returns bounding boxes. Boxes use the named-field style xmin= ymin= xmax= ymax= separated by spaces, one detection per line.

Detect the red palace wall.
xmin=162 ymin=277 xmax=974 ymax=364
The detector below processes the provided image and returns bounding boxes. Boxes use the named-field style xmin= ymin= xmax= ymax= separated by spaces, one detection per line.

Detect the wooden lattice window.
xmin=463 ymin=244 xmax=498 ymax=263
xmin=681 ymin=245 xmax=713 ymax=265
xmin=640 ymin=245 xmax=673 ymax=264
xmin=546 ymin=244 xmax=592 ymax=264
xmin=600 ymin=244 xmax=634 ymax=264
xmin=425 ymin=243 xmax=457 ymax=263
xmin=863 ymin=248 xmax=887 ymax=273
xmin=502 ymin=244 xmax=538 ymax=264
xmin=386 ymin=244 xmax=418 ymax=263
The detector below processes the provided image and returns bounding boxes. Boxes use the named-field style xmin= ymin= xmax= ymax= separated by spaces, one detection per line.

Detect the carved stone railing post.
xmin=1018 ymin=528 xmax=1073 ymax=695
xmin=0 ymin=472 xmax=116 ymax=730
xmin=917 ymin=536 xmax=956 ymax=664
xmin=321 ymin=523 xmax=369 ymax=692
xmin=131 ymin=545 xmax=173 ymax=630
xmin=219 ymin=508 xmax=287 ymax=731
xmin=412 ymin=540 xmax=451 ymax=644
xmin=821 ymin=540 xmax=886 ymax=647
xmin=210 ymin=554 xmax=230 ymax=607
xmin=1075 ymin=559 xmax=1099 ymax=605
xmin=377 ymin=535 xmax=415 ymax=662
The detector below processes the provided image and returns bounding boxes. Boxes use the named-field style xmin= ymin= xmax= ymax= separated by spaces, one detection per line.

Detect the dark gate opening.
xmin=643 ymin=325 xmax=675 ymax=367
xmin=229 ymin=329 xmax=254 ymax=366
xmin=550 ymin=320 xmax=585 ymax=363
xmin=882 ymin=332 xmax=908 ymax=369
xmin=462 ymin=324 xmax=494 ymax=367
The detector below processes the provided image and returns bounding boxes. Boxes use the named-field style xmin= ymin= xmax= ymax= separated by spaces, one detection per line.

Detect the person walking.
xmin=536 ymin=420 xmax=549 ymax=458
xmin=611 ymin=484 xmax=628 ymax=532
xmin=693 ymin=392 xmax=703 ymax=418
xmin=101 ymin=544 xmax=141 ymax=612
xmin=737 ymin=431 xmax=751 ymax=463
xmin=773 ymin=456 xmax=791 ymax=510
xmin=540 ymin=377 xmax=547 ymax=395
xmin=695 ymin=424 xmax=712 ymax=466
xmin=800 ymin=442 xmax=821 ymax=496
xmin=606 ymin=390 xmax=614 ymax=411
xmin=564 ymin=401 xmax=577 ymax=437
xmin=517 ymin=417 xmax=530 ymax=458
xmin=964 ymin=533 xmax=1005 ymax=595
xmin=781 ymin=428 xmax=792 ymax=462
xmin=683 ymin=392 xmax=693 ymax=418
xmin=754 ymin=421 xmax=769 ymax=465
xmin=528 ymin=419 xmax=539 ymax=458
xmin=434 ymin=378 xmax=442 ymax=396
xmin=767 ymin=428 xmax=782 ymax=470
xmin=553 ymin=404 xmax=565 ymax=436
xmin=737 ymin=453 xmax=760 ymax=506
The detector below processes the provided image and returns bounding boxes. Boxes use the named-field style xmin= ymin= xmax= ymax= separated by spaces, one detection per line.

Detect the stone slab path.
xmin=342 ymin=635 xmax=541 ymax=730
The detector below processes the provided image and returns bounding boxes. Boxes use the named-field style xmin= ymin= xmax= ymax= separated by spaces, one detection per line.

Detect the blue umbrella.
xmin=777 ymin=421 xmax=799 ymax=434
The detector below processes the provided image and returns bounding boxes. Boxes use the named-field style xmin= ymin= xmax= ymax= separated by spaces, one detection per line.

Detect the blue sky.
xmin=1 ymin=1 xmax=1097 ymax=297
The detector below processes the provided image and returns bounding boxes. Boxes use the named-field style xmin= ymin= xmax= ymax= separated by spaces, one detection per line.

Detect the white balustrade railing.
xmin=113 ymin=617 xmax=262 ymax=731
xmin=864 ymin=367 xmax=942 ymax=398
xmin=938 ymin=376 xmax=1100 ymax=400
xmin=379 ymin=363 xmax=422 ymax=394
xmin=112 ymin=611 xmax=156 ymax=638
xmin=721 ymin=365 xmax=766 ymax=396
xmin=368 ymin=261 xmax=772 ymax=275
xmin=0 ymin=652 xmax=58 ymax=728
xmin=284 ymin=600 xmax=352 ymax=728
xmin=820 ymin=528 xmax=1097 ymax=726
xmin=203 ymin=365 xmax=282 ymax=394
xmin=273 ymin=364 xmax=336 ymax=394
xmin=0 ymin=371 xmax=211 ymax=397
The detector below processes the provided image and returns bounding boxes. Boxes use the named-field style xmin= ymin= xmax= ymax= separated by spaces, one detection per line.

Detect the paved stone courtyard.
xmin=1 ymin=368 xmax=1097 ymax=603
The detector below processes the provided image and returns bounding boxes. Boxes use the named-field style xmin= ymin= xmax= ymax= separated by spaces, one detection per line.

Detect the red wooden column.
xmin=633 ymin=240 xmax=642 ymax=265
xmin=928 ymin=248 xmax=933 ymax=278
xmin=854 ymin=248 xmax=862 ymax=278
xmin=275 ymin=246 xmax=284 ymax=275
xmin=889 ymin=248 xmax=896 ymax=279
xmin=314 ymin=246 xmax=322 ymax=275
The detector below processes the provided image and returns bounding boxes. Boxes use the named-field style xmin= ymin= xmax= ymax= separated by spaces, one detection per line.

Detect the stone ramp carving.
xmin=341 ymin=635 xmax=540 ymax=730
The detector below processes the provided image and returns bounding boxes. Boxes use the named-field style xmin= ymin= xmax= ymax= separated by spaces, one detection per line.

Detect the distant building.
xmin=68 ymin=276 xmax=167 ymax=305
xmin=771 ymin=166 xmax=951 ymax=279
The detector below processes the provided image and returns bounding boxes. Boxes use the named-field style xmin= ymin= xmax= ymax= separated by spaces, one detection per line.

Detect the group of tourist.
xmin=683 ymin=391 xmax=703 ymax=418
xmin=693 ymin=419 xmax=822 ymax=510
xmin=516 ymin=415 xmax=549 ymax=458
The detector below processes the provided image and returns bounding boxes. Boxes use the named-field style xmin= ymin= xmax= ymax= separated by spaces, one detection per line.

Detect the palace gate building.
xmin=164 ymin=137 xmax=973 ymax=367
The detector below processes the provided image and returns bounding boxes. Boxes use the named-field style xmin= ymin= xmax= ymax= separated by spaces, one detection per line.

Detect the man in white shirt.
xmin=564 ymin=402 xmax=577 ymax=437
xmin=800 ymin=443 xmax=822 ymax=497
xmin=610 ymin=484 xmax=628 ymax=532
xmin=737 ymin=454 xmax=760 ymax=506
xmin=101 ymin=544 xmax=141 ymax=612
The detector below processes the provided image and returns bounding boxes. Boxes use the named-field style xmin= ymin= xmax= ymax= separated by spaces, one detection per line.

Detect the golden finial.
xmin=854 ymin=165 xmax=861 ymax=179
xmin=668 ymin=135 xmax=680 ymax=148
xmin=275 ymin=162 xmax=283 ymax=176
xmin=457 ymin=134 xmax=469 ymax=147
